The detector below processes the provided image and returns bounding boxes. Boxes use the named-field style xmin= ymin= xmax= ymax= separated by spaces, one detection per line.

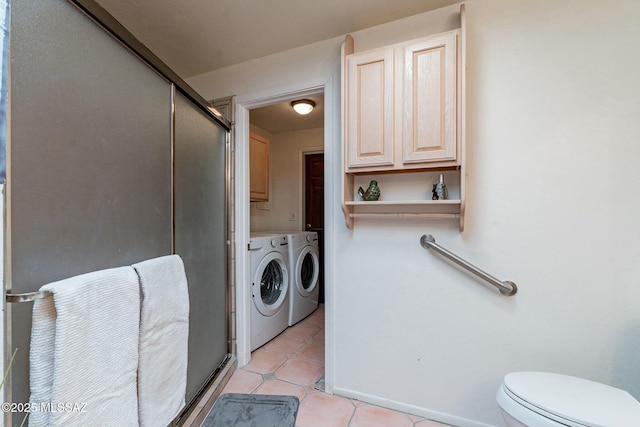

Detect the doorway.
xmin=239 ymin=99 xmax=327 ymax=394
xmin=247 ymin=97 xmax=324 ymax=317
xmin=234 ymin=78 xmax=337 ymax=393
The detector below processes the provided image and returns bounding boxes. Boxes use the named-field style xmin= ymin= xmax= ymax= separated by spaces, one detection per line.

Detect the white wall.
xmin=189 ymin=1 xmax=640 ymax=425
xmin=250 ymin=128 xmax=324 ymax=232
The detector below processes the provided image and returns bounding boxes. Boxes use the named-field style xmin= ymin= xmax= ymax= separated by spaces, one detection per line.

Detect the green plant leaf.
xmin=1 ymin=347 xmax=17 ymax=390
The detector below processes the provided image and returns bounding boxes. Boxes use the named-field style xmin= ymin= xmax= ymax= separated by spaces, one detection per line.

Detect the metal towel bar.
xmin=420 ymin=234 xmax=517 ymax=296
xmin=6 ymin=290 xmax=52 ymax=303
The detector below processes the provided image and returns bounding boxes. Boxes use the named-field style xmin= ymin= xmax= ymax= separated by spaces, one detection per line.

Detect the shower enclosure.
xmin=6 ymin=0 xmax=231 ymax=424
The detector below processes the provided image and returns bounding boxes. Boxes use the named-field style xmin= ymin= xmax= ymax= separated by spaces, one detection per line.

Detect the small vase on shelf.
xmin=358 ymin=180 xmax=380 ymax=201
xmin=432 ymin=174 xmax=448 ymax=200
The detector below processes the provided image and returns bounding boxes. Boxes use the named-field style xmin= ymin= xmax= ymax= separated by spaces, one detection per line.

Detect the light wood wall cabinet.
xmin=250 ymin=132 xmax=269 ymax=202
xmin=346 ymin=48 xmax=395 ymax=169
xmin=346 ymin=30 xmax=459 ymax=172
xmin=342 ymin=5 xmax=467 ymax=230
xmin=402 ymin=33 xmax=457 ymax=165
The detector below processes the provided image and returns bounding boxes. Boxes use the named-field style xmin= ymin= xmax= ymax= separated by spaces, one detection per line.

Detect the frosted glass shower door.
xmin=174 ymin=91 xmax=229 ymax=403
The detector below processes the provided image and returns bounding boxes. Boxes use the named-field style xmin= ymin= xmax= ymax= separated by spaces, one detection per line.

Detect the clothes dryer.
xmin=249 ymin=233 xmax=290 ymax=350
xmin=286 ymin=231 xmax=320 ymax=325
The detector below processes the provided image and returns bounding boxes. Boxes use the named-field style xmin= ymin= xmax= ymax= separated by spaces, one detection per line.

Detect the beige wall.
xmin=250 ymin=127 xmax=324 ymax=232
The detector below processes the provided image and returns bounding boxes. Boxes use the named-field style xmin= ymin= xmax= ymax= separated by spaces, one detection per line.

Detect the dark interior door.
xmin=305 ymin=153 xmax=324 ymax=303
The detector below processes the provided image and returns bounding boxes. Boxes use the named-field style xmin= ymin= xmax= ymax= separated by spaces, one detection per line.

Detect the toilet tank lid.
xmin=504 ymin=372 xmax=640 ymax=427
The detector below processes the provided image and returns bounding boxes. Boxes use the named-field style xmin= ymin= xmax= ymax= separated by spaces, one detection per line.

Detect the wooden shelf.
xmin=343 ymin=200 xmax=464 ymax=223
xmin=345 ymin=199 xmax=460 ymax=215
xmin=342 ymin=196 xmax=464 ymax=229
xmin=342 ymin=199 xmax=463 ymax=229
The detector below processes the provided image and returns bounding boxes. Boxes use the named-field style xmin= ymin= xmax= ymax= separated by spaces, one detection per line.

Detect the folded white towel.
xmin=29 ymin=267 xmax=140 ymax=427
xmin=133 ymin=255 xmax=189 ymax=427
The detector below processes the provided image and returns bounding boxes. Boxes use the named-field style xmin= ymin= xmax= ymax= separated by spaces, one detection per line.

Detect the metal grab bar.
xmin=6 ymin=290 xmax=52 ymax=303
xmin=420 ymin=234 xmax=517 ymax=296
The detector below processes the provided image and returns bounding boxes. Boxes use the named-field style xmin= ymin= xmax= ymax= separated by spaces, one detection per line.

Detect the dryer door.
xmin=296 ymin=246 xmax=320 ymax=297
xmin=253 ymin=252 xmax=289 ymax=316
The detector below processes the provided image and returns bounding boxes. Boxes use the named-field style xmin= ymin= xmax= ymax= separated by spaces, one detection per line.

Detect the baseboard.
xmin=331 ymin=387 xmax=498 ymax=427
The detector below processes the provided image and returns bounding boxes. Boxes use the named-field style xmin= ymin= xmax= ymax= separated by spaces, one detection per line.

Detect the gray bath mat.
xmin=201 ymin=393 xmax=299 ymax=427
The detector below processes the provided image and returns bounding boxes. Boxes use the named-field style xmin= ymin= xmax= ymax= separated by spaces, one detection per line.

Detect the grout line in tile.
xmin=345 ymin=402 xmax=358 ymax=427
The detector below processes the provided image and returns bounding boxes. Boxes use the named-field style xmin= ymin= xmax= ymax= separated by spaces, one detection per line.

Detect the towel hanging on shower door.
xmin=133 ymin=254 xmax=190 ymax=427
xmin=29 ymin=266 xmax=140 ymax=427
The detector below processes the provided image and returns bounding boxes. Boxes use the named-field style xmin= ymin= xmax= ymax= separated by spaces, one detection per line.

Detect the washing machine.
xmin=286 ymin=231 xmax=320 ymax=326
xmin=249 ymin=233 xmax=290 ymax=350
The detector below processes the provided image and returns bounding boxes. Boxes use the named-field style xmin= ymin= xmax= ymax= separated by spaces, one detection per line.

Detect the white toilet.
xmin=496 ymin=372 xmax=640 ymax=427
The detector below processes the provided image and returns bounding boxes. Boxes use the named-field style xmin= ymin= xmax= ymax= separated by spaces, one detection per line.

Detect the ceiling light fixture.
xmin=291 ymin=99 xmax=315 ymax=115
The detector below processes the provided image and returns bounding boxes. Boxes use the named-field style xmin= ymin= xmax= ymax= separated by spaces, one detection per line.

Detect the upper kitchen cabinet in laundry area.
xmin=342 ymin=5 xmax=466 ymax=230
xmin=250 ymin=131 xmax=270 ymax=202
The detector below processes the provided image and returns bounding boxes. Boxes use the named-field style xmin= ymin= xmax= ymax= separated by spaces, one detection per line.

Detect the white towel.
xmin=132 ymin=255 xmax=189 ymax=427
xmin=29 ymin=267 xmax=140 ymax=427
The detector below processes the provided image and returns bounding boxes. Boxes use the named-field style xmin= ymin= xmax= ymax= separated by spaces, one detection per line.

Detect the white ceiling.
xmin=95 ymin=0 xmax=461 ymax=79
xmin=251 ymin=96 xmax=324 ymax=134
xmin=94 ymin=0 xmax=460 ymax=133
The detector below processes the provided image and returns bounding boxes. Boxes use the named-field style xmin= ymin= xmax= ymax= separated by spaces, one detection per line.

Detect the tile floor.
xmin=219 ymin=305 xmax=449 ymax=427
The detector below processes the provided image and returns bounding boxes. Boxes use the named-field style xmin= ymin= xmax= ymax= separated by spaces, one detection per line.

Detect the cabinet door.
xmin=346 ymin=48 xmax=394 ymax=169
xmin=250 ymin=132 xmax=269 ymax=201
xmin=402 ymin=32 xmax=457 ymax=164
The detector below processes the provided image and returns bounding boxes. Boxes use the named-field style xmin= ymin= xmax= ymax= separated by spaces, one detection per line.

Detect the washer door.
xmin=253 ymin=251 xmax=289 ymax=316
xmin=295 ymin=246 xmax=319 ymax=297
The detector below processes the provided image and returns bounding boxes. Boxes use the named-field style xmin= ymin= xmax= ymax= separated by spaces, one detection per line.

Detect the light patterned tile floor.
xmin=218 ymin=305 xmax=450 ymax=427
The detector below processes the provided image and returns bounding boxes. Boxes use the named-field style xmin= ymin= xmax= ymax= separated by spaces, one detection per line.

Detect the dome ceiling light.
xmin=291 ymin=99 xmax=315 ymax=115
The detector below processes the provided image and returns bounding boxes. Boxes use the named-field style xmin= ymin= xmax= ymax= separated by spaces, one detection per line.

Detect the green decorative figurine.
xmin=358 ymin=180 xmax=381 ymax=201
